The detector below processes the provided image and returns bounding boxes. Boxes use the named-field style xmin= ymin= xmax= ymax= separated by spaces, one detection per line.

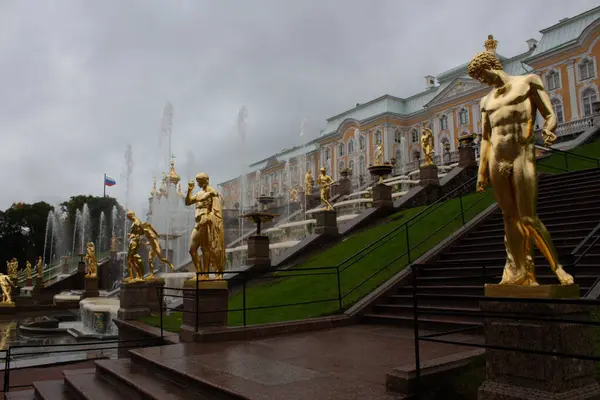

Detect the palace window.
xmin=440 ymin=115 xmax=448 ymax=130
xmin=338 ymin=160 xmax=345 ymax=172
xmin=441 ymin=137 xmax=450 ymax=153
xmin=395 ymin=149 xmax=402 ymax=164
xmin=339 ymin=143 xmax=345 ymax=156
xmin=375 ymin=129 xmax=382 ymax=144
xmin=582 ymin=88 xmax=598 ymax=117
xmin=325 ymin=148 xmax=331 ymax=160
xmin=412 ymin=151 xmax=420 ymax=161
xmin=394 ymin=130 xmax=402 ymax=144
xmin=546 ymin=70 xmax=560 ymax=91
xmin=348 ymin=139 xmax=355 ymax=154
xmin=550 ymin=98 xmax=564 ymax=124
xmin=459 ymin=108 xmax=469 ymax=125
xmin=411 ymin=129 xmax=419 ymax=143
xmin=579 ymin=59 xmax=596 ymax=81
xmin=359 ymin=156 xmax=365 ymax=176
xmin=349 ymin=160 xmax=355 ymax=173
xmin=359 ymin=136 xmax=365 ymax=150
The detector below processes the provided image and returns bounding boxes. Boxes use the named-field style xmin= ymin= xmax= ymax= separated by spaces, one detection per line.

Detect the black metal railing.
xmin=0 ymin=336 xmax=163 ymax=393
xmin=536 ymin=143 xmax=600 ymax=172
xmin=409 ymin=263 xmax=600 ymax=398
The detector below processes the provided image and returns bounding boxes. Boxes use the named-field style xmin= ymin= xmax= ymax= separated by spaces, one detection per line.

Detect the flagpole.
xmin=103 ymin=173 xmax=106 ymax=197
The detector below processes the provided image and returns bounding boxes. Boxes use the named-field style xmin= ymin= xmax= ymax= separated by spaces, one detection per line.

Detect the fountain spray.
xmin=237 ymin=106 xmax=248 ymax=241
xmin=123 ymin=144 xmax=134 ymax=252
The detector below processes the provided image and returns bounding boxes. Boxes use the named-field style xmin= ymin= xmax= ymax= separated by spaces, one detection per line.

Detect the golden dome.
xmin=168 ymin=160 xmax=181 ymax=185
xmin=151 ymin=177 xmax=158 ymax=197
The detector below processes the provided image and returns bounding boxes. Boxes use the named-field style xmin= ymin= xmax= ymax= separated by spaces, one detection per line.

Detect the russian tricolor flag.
xmin=104 ymin=176 xmax=116 ymax=187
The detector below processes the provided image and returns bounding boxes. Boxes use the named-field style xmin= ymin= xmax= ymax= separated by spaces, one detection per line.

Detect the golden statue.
xmin=142 ymin=221 xmax=174 ymax=279
xmin=374 ymin=142 xmax=384 ymax=166
xmin=305 ymin=170 xmax=314 ymax=196
xmin=177 ymin=182 xmax=185 ymax=198
xmin=421 ymin=128 xmax=435 ymax=166
xmin=125 ymin=211 xmax=145 ymax=282
xmin=0 ymin=274 xmax=15 ymax=304
xmin=84 ymin=242 xmax=98 ymax=278
xmin=316 ymin=167 xmax=334 ymax=211
xmin=470 ymin=35 xmax=571 ymax=286
xmin=8 ymin=259 xmax=17 ymax=278
xmin=25 ymin=261 xmax=32 ymax=280
xmin=110 ymin=235 xmax=118 ymax=251
xmin=289 ymin=186 xmax=299 ymax=202
xmin=36 ymin=256 xmax=43 ymax=282
xmin=185 ymin=173 xmax=226 ymax=280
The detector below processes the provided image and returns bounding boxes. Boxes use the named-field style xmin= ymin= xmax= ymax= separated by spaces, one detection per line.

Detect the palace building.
xmin=219 ymin=6 xmax=600 ymax=211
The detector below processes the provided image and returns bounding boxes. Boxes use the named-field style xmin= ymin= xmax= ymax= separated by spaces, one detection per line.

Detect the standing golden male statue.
xmin=142 ymin=222 xmax=174 ymax=279
xmin=316 ymin=167 xmax=334 ymax=211
xmin=185 ymin=173 xmax=226 ymax=280
xmin=125 ymin=211 xmax=145 ymax=282
xmin=25 ymin=261 xmax=32 ymax=280
xmin=374 ymin=142 xmax=384 ymax=166
xmin=0 ymin=274 xmax=15 ymax=304
xmin=8 ymin=259 xmax=17 ymax=278
xmin=470 ymin=35 xmax=572 ymax=286
xmin=421 ymin=128 xmax=435 ymax=166
xmin=84 ymin=242 xmax=98 ymax=278
xmin=305 ymin=170 xmax=314 ymax=196
xmin=36 ymin=257 xmax=43 ymax=282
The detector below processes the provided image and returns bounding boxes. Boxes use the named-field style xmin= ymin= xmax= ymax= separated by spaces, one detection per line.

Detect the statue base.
xmin=26 ymin=278 xmax=32 ymax=287
xmin=118 ymin=280 xmax=164 ymax=320
xmin=180 ymin=280 xmax=229 ymax=342
xmin=314 ymin=209 xmax=339 ymax=236
xmin=33 ymin=277 xmax=42 ymax=295
xmin=419 ymin=164 xmax=439 ymax=187
xmin=458 ymin=146 xmax=477 ymax=168
xmin=0 ymin=302 xmax=15 ymax=308
xmin=335 ymin=177 xmax=352 ymax=197
xmin=372 ymin=183 xmax=393 ymax=209
xmin=62 ymin=260 xmax=70 ymax=274
xmin=81 ymin=276 xmax=99 ymax=299
xmin=247 ymin=235 xmax=271 ymax=268
xmin=478 ymin=284 xmax=600 ymax=399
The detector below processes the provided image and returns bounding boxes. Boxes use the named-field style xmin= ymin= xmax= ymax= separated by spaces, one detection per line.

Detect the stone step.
xmin=372 ymin=303 xmax=481 ymax=321
xmin=416 ymin=264 xmax=600 ymax=278
xmin=33 ymin=380 xmax=69 ymax=400
xmin=538 ymin=192 xmax=600 ymax=208
xmin=486 ymin=213 xmax=600 ymax=227
xmin=360 ymin=313 xmax=482 ymax=331
xmin=457 ymin=235 xmax=585 ymax=248
xmin=4 ymin=390 xmax=35 ymax=400
xmin=537 ymin=176 xmax=600 ymax=193
xmin=413 ymin=274 xmax=598 ymax=287
xmin=472 ymin=223 xmax=596 ymax=237
xmin=63 ymin=369 xmax=125 ymax=400
xmin=95 ymin=358 xmax=206 ymax=400
xmin=537 ymin=168 xmax=600 ymax=185
xmin=437 ymin=245 xmax=574 ymax=261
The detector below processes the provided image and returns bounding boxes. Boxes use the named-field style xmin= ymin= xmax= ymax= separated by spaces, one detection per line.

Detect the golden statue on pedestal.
xmin=36 ymin=256 xmax=43 ymax=282
xmin=84 ymin=242 xmax=98 ymax=278
xmin=125 ymin=211 xmax=145 ymax=282
xmin=25 ymin=261 xmax=32 ymax=280
xmin=374 ymin=142 xmax=384 ymax=166
xmin=0 ymin=274 xmax=15 ymax=304
xmin=142 ymin=222 xmax=174 ymax=279
xmin=289 ymin=186 xmax=299 ymax=202
xmin=316 ymin=167 xmax=334 ymax=211
xmin=305 ymin=170 xmax=314 ymax=196
xmin=470 ymin=35 xmax=572 ymax=286
xmin=421 ymin=128 xmax=435 ymax=166
xmin=185 ymin=173 xmax=225 ymax=280
xmin=8 ymin=259 xmax=17 ymax=278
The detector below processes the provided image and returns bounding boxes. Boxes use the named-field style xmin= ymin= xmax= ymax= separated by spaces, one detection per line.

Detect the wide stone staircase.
xmin=362 ymin=167 xmax=600 ymax=330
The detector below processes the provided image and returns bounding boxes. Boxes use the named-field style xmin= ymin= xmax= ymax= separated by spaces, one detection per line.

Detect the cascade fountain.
xmin=80 ymin=204 xmax=91 ymax=254
xmin=111 ymin=205 xmax=118 ymax=238
xmin=71 ymin=209 xmax=82 ymax=258
xmin=98 ymin=211 xmax=106 ymax=252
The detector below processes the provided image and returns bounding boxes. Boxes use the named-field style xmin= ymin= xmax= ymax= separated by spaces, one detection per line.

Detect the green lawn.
xmin=537 ymin=138 xmax=600 ymax=173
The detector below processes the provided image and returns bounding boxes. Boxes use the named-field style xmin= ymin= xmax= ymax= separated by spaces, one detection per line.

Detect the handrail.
xmin=535 ymin=144 xmax=600 ymax=165
xmin=572 ymin=221 xmax=600 ymax=258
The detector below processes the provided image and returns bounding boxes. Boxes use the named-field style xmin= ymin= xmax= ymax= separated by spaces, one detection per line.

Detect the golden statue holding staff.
xmin=421 ymin=128 xmax=435 ymax=166
xmin=142 ymin=222 xmax=174 ymax=279
xmin=125 ymin=211 xmax=145 ymax=282
xmin=470 ymin=35 xmax=572 ymax=286
xmin=36 ymin=257 xmax=43 ymax=282
xmin=0 ymin=274 xmax=15 ymax=304
xmin=374 ymin=142 xmax=384 ymax=166
xmin=84 ymin=242 xmax=98 ymax=278
xmin=25 ymin=261 xmax=32 ymax=280
xmin=316 ymin=167 xmax=335 ymax=211
xmin=185 ymin=173 xmax=226 ymax=280
xmin=305 ymin=170 xmax=314 ymax=196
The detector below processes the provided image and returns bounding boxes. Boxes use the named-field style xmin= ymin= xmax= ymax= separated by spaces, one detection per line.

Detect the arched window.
xmin=359 ymin=135 xmax=365 ymax=150
xmin=349 ymin=160 xmax=355 ymax=173
xmin=545 ymin=70 xmax=560 ymax=91
xmin=375 ymin=129 xmax=382 ymax=144
xmin=582 ymin=88 xmax=598 ymax=116
xmin=579 ymin=59 xmax=596 ymax=81
xmin=338 ymin=160 xmax=345 ymax=173
xmin=411 ymin=129 xmax=419 ymax=143
xmin=338 ymin=143 xmax=345 ymax=156
xmin=441 ymin=137 xmax=450 ymax=153
xmin=348 ymin=140 xmax=355 ymax=154
xmin=325 ymin=148 xmax=331 ymax=160
xmin=440 ymin=115 xmax=448 ymax=130
xmin=359 ymin=155 xmax=365 ymax=176
xmin=394 ymin=130 xmax=402 ymax=144
xmin=550 ymin=98 xmax=564 ymax=124
xmin=459 ymin=108 xmax=469 ymax=125
xmin=412 ymin=151 xmax=420 ymax=161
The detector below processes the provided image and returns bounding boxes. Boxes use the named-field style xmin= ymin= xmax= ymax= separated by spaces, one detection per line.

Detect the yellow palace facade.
xmin=219 ymin=6 xmax=600 ymax=210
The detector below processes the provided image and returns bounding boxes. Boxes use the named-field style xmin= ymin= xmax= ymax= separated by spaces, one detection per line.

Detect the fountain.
xmin=98 ymin=211 xmax=106 ymax=252
xmin=81 ymin=204 xmax=91 ymax=254
xmin=64 ymin=298 xmax=120 ymax=340
xmin=111 ymin=205 xmax=119 ymax=238
xmin=71 ymin=209 xmax=82 ymax=259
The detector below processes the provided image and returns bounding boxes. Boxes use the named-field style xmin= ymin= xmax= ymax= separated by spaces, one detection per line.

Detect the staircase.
xmin=362 ymin=167 xmax=600 ymax=330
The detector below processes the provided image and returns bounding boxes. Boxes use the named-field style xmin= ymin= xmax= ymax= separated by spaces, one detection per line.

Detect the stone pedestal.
xmin=145 ymin=278 xmax=165 ymax=313
xmin=478 ymin=284 xmax=600 ymax=400
xmin=33 ymin=278 xmax=42 ymax=296
xmin=314 ymin=210 xmax=338 ymax=236
xmin=82 ymin=276 xmax=99 ymax=299
xmin=247 ymin=235 xmax=271 ymax=268
xmin=180 ymin=280 xmax=229 ymax=342
xmin=336 ymin=178 xmax=352 ymax=197
xmin=61 ymin=257 xmax=70 ymax=274
xmin=458 ymin=146 xmax=477 ymax=168
xmin=26 ymin=278 xmax=32 ymax=286
xmin=419 ymin=164 xmax=439 ymax=187
xmin=372 ymin=183 xmax=394 ymax=209
xmin=118 ymin=282 xmax=153 ymax=320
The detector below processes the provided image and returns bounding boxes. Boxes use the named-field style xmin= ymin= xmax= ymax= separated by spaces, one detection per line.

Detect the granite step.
xmin=63 ymin=369 xmax=125 ymax=400
xmin=360 ymin=313 xmax=482 ymax=331
xmin=538 ymin=192 xmax=600 ymax=208
xmin=537 ymin=177 xmax=600 ymax=193
xmin=33 ymin=380 xmax=70 ymax=400
xmin=537 ymin=168 xmax=600 ymax=185
xmin=95 ymin=358 xmax=208 ymax=400
xmin=4 ymin=390 xmax=36 ymax=400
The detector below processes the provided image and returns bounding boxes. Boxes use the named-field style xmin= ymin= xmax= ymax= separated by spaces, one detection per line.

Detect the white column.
xmin=432 ymin=117 xmax=440 ymax=157
xmin=566 ymin=60 xmax=580 ymax=120
xmin=449 ymin=110 xmax=456 ymax=151
xmin=365 ymin=132 xmax=371 ymax=166
xmin=383 ymin=124 xmax=391 ymax=162
xmin=403 ymin=130 xmax=409 ymax=173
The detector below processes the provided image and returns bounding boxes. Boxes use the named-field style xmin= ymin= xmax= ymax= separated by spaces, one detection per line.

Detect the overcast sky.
xmin=1 ymin=0 xmax=597 ymax=215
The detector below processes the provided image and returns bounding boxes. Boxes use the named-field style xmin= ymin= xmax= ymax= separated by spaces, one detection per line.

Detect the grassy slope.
xmin=537 ymin=138 xmax=600 ymax=173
